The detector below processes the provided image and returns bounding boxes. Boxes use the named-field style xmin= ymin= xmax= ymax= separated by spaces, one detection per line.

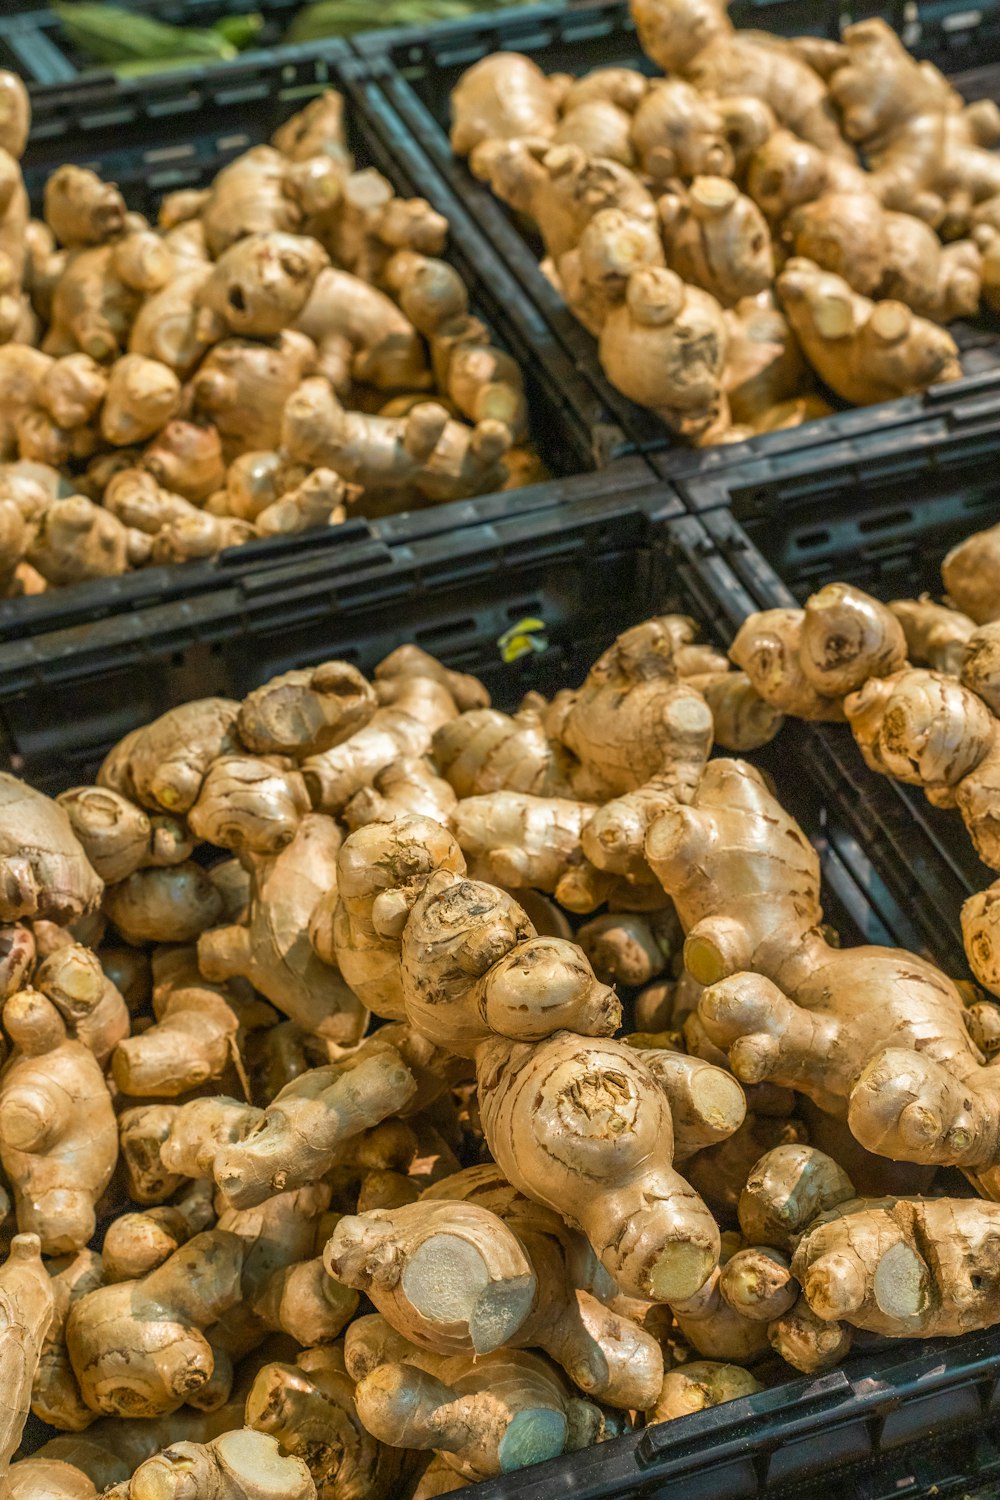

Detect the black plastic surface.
xmin=354 ymin=0 xmax=1000 ymax=463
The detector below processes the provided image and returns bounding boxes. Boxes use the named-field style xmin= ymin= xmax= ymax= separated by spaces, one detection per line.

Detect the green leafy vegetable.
xmin=55 ymin=2 xmax=236 ymax=68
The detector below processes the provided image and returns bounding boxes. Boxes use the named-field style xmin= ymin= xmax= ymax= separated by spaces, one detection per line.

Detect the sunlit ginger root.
xmin=685 ymin=668 xmax=785 ymax=751
xmin=254 ymin=467 xmax=356 ymax=537
xmin=352 ymin=1337 xmax=610 ymax=1482
xmin=0 ymin=989 xmax=117 ymax=1253
xmin=776 ymin=258 xmax=962 ymax=405
xmin=890 ymin=596 xmax=977 ymax=675
xmin=646 ymin=759 xmax=1000 ymax=1191
xmin=730 ymin=582 xmax=907 ymax=720
xmin=198 ymin=812 xmax=367 ymax=1046
xmin=452 ymin=791 xmax=608 ymax=910
xmin=450 ymin=53 xmax=559 ymax=156
xmin=100 ymin=355 xmax=181 ymax=447
xmin=238 ymin=661 xmax=376 ymax=758
xmin=420 ymin=1162 xmax=664 ymax=1410
xmin=212 ymin=1040 xmax=417 ymax=1209
xmin=282 ymin=378 xmax=510 ymax=506
xmin=648 ymin=1360 xmax=762 ymax=1423
xmin=0 ymin=773 xmax=103 ymax=925
xmin=599 ymin=267 xmax=730 ymax=446
xmin=118 ymin=1430 xmax=316 ymax=1500
xmin=555 ymin=207 xmax=665 ymax=336
xmin=199 ymin=146 xmax=302 ymax=260
xmin=142 ymin=419 xmax=225 ymax=503
xmin=65 ymin=1229 xmax=245 ymax=1417
xmin=44 ymin=227 xmax=173 ymax=363
xmin=630 ymin=0 xmax=855 ymax=159
xmin=476 ymin=1030 xmax=724 ymax=1302
xmin=0 ymin=1235 xmax=56 ymax=1471
xmin=55 ymin=786 xmax=190 ymax=888
xmin=659 ymin=176 xmax=774 ymax=308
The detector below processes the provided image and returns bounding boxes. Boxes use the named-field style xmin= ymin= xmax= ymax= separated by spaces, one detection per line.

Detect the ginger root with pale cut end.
xmin=477 ymin=1030 xmax=722 ymax=1303
xmin=198 ymin=232 xmax=328 ymax=341
xmin=238 ymin=661 xmax=376 ymax=758
xmin=450 ymin=54 xmax=558 ymax=157
xmin=943 ymin=521 xmax=1000 ymax=626
xmin=66 ymin=1228 xmax=245 ymax=1418
xmin=354 ymin=1345 xmax=604 ymax=1482
xmin=792 ymin=1194 xmax=1000 ymax=1340
xmin=0 ymin=1235 xmax=56 ymax=1471
xmin=100 ymin=355 xmax=181 ymax=447
xmin=599 ymin=267 xmax=730 ymax=446
xmin=891 ymin=597 xmax=976 ymax=676
xmin=213 ymin=1041 xmax=417 ymax=1209
xmin=188 ymin=755 xmax=311 ymax=857
xmin=660 ymin=176 xmax=774 ymax=308
xmin=0 ymin=774 xmax=103 ymax=925
xmin=0 ymin=990 xmax=117 ymax=1253
xmin=98 ymin=698 xmax=241 ymax=813
xmin=104 ymin=862 xmax=224 ymax=945
xmin=648 ymin=1361 xmax=762 ymax=1423
xmin=325 ymin=1200 xmax=537 ymax=1355
xmin=123 ymin=1430 xmax=316 ymax=1500
xmin=198 ymin=812 xmax=366 ymax=1046
xmin=777 ymin=258 xmax=961 ymax=405
xmin=44 ymin=167 xmax=125 ymax=249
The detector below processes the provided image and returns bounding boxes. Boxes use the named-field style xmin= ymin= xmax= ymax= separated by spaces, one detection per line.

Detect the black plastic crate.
xmin=11 ymin=47 xmax=639 ymax=646
xmin=353 ymin=0 xmax=1000 ymax=464
xmin=7 ymin=484 xmax=1000 ymax=1500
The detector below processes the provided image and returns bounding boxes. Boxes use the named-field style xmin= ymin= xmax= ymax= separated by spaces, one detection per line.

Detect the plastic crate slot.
xmin=856 ymin=508 xmax=916 ymax=535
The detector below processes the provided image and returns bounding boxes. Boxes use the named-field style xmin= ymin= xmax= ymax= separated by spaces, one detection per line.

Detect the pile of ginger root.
xmin=0 ymin=74 xmax=539 ymax=599
xmin=447 ymin=0 xmax=1000 ymax=445
xmin=5 ymin=611 xmax=1000 ymax=1495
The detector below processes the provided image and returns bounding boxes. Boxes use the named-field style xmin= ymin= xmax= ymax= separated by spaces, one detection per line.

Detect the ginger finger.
xmin=0 ymin=775 xmax=103 ymax=925
xmin=187 ymin=755 xmax=311 ymax=857
xmin=450 ymin=53 xmax=558 ymax=156
xmin=891 ymin=597 xmax=976 ymax=676
xmin=98 ymin=698 xmax=241 ymax=813
xmin=100 ymin=355 xmax=181 ymax=447
xmin=718 ymin=1246 xmax=797 ymax=1322
xmin=738 ymin=1145 xmax=856 ymax=1254
xmin=28 ymin=496 xmax=131 ymax=586
xmin=101 ymin=1182 xmax=214 ymax=1283
xmin=769 ymin=1295 xmax=852 ymax=1373
xmin=143 ymin=420 xmax=225 ymax=503
xmin=684 ymin=670 xmax=785 ymax=751
xmin=103 ymin=862 xmax=224 ymax=945
xmin=325 ymin=1200 xmax=537 ymax=1355
xmin=123 ymin=1431 xmax=315 ymax=1500
xmin=32 ymin=1249 xmax=104 ymax=1432
xmin=343 ymin=756 xmax=457 ymax=831
xmin=238 ymin=662 xmax=375 ymax=758
xmin=197 ymin=231 xmax=328 ymax=341
xmin=44 ymin=167 xmax=125 ymax=249
xmin=34 ymin=942 xmax=129 ymax=1065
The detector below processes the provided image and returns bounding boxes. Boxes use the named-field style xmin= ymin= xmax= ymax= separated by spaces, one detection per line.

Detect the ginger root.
xmin=0 ymin=1235 xmax=56 ymax=1473
xmin=0 ymin=775 xmax=103 ymax=925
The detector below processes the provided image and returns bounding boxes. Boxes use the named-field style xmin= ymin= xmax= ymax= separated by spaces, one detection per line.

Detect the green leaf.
xmin=55 ymin=2 xmax=235 ymax=64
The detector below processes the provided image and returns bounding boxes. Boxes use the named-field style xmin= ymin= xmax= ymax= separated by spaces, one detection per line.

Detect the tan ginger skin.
xmin=0 ymin=990 xmax=117 ymax=1254
xmin=644 ymin=758 xmax=1000 ymax=1197
xmin=33 ymin=1247 xmax=105 ymax=1432
xmin=198 ymin=812 xmax=368 ymax=1046
xmin=649 ymin=1361 xmax=762 ymax=1423
xmin=0 ymin=774 xmax=103 ymax=925
xmin=659 ymin=177 xmax=774 ymax=309
xmin=119 ymin=1430 xmax=316 ymax=1500
xmin=942 ymin=520 xmax=1000 ymax=626
xmin=237 ymin=661 xmax=374 ymax=759
xmin=98 ymin=698 xmax=240 ymax=813
xmin=350 ymin=1333 xmax=608 ymax=1482
xmin=0 ymin=1235 xmax=56 ymax=1476
xmin=630 ymin=0 xmax=853 ymax=159
xmin=776 ymin=258 xmax=961 ymax=406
